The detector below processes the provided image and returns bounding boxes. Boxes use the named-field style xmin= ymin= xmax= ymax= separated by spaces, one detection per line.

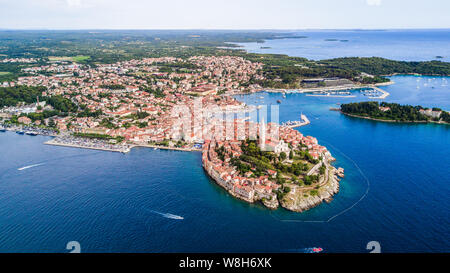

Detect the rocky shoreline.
xmin=203 ymin=148 xmax=341 ymax=213
xmin=341 ymin=111 xmax=450 ymax=125
xmin=279 ymin=167 xmax=340 ymax=213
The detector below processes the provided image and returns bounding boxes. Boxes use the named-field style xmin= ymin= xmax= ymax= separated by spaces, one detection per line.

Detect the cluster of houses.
xmin=1 ymin=58 xmax=38 ymax=63
xmin=201 ymin=121 xmax=333 ymax=203
xmin=203 ymin=139 xmax=280 ymax=203
xmin=2 ymin=56 xmax=265 ymax=146
xmin=419 ymin=108 xmax=443 ymax=119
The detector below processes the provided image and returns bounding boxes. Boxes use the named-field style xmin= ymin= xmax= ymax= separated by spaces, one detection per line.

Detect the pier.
xmin=306 ymin=93 xmax=356 ymax=98
xmin=44 ymin=138 xmax=131 ymax=153
xmin=259 ymin=83 xmax=390 ymax=99
xmin=282 ymin=114 xmax=310 ymax=128
xmin=367 ymin=86 xmax=390 ymax=99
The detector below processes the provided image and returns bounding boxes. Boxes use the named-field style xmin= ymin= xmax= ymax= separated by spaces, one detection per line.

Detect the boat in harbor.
xmin=0 ymin=126 xmax=6 ymax=132
xmin=282 ymin=113 xmax=311 ymax=128
xmin=16 ymin=130 xmax=25 ymax=135
xmin=277 ymin=100 xmax=282 ymax=104
xmin=25 ymin=131 xmax=38 ymax=136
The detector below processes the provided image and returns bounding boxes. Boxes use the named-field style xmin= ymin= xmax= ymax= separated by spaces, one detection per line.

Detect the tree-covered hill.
xmin=320 ymin=57 xmax=450 ymax=76
xmin=0 ymin=86 xmax=46 ymax=107
xmin=340 ymin=101 xmax=450 ymax=123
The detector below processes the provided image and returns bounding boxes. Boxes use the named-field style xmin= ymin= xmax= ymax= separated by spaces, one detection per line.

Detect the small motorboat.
xmin=312 ymin=247 xmax=323 ymax=253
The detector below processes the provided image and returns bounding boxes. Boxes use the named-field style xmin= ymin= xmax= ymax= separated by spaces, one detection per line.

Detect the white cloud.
xmin=366 ymin=0 xmax=382 ymax=6
xmin=66 ymin=0 xmax=82 ymax=8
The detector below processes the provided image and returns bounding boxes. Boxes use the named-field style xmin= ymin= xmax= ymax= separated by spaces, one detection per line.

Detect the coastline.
xmin=202 ymin=138 xmax=342 ymax=213
xmin=130 ymin=143 xmax=201 ymax=152
xmin=280 ymin=166 xmax=341 ymax=213
xmin=340 ymin=111 xmax=450 ymax=125
xmin=203 ymin=155 xmax=341 ymax=212
xmin=44 ymin=138 xmax=131 ymax=153
xmin=44 ymin=137 xmax=202 ymax=153
xmin=239 ymin=82 xmax=392 ymax=99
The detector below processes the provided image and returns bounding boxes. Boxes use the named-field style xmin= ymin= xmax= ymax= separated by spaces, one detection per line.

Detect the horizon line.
xmin=1 ymin=27 xmax=449 ymax=31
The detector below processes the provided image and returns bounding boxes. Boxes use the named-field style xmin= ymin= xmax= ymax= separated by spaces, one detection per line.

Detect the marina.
xmin=1 ymin=125 xmax=57 ymax=137
xmin=282 ymin=114 xmax=310 ymax=128
xmin=25 ymin=131 xmax=38 ymax=136
xmin=262 ymin=84 xmax=390 ymax=99
xmin=366 ymin=86 xmax=390 ymax=99
xmin=44 ymin=137 xmax=131 ymax=154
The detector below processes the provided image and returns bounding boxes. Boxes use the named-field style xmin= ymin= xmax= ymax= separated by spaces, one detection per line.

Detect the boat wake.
xmin=17 ymin=163 xmax=44 ymax=171
xmin=150 ymin=210 xmax=184 ymax=220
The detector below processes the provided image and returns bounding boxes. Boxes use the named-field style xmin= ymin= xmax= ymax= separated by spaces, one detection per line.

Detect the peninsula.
xmin=202 ymin=121 xmax=342 ymax=212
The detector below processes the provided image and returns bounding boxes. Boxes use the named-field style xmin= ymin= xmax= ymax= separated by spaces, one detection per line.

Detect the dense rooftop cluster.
xmin=202 ymin=121 xmax=334 ymax=208
xmin=1 ymin=56 xmax=266 ymax=146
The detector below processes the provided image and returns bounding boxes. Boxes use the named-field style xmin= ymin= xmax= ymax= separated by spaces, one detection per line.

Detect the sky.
xmin=1 ymin=0 xmax=449 ymax=30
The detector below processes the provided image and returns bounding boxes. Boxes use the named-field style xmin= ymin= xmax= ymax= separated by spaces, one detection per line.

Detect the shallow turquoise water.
xmin=0 ymin=75 xmax=448 ymax=252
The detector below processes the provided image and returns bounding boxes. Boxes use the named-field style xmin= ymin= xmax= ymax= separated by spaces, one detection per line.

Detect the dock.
xmin=130 ymin=144 xmax=201 ymax=152
xmin=367 ymin=86 xmax=390 ymax=99
xmin=282 ymin=114 xmax=310 ymax=128
xmin=306 ymin=93 xmax=356 ymax=98
xmin=44 ymin=138 xmax=131 ymax=153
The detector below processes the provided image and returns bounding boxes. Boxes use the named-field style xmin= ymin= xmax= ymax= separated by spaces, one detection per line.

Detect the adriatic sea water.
xmin=0 ymin=29 xmax=449 ymax=252
xmin=1 ymin=75 xmax=448 ymax=253
xmin=235 ymin=29 xmax=450 ymax=61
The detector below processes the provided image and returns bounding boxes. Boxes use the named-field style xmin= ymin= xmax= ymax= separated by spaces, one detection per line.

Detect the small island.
xmin=340 ymin=101 xmax=450 ymax=124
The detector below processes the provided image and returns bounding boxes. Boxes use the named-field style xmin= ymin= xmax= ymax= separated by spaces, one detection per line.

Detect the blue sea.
xmin=236 ymin=29 xmax=450 ymax=61
xmin=0 ymin=30 xmax=449 ymax=253
xmin=0 ymin=74 xmax=448 ymax=253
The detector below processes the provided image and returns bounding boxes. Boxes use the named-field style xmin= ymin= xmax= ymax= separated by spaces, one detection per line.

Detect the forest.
xmin=320 ymin=57 xmax=450 ymax=76
xmin=340 ymin=101 xmax=446 ymax=122
xmin=0 ymin=86 xmax=46 ymax=107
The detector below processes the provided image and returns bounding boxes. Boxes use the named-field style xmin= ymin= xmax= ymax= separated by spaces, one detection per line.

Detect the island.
xmin=340 ymin=101 xmax=450 ymax=124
